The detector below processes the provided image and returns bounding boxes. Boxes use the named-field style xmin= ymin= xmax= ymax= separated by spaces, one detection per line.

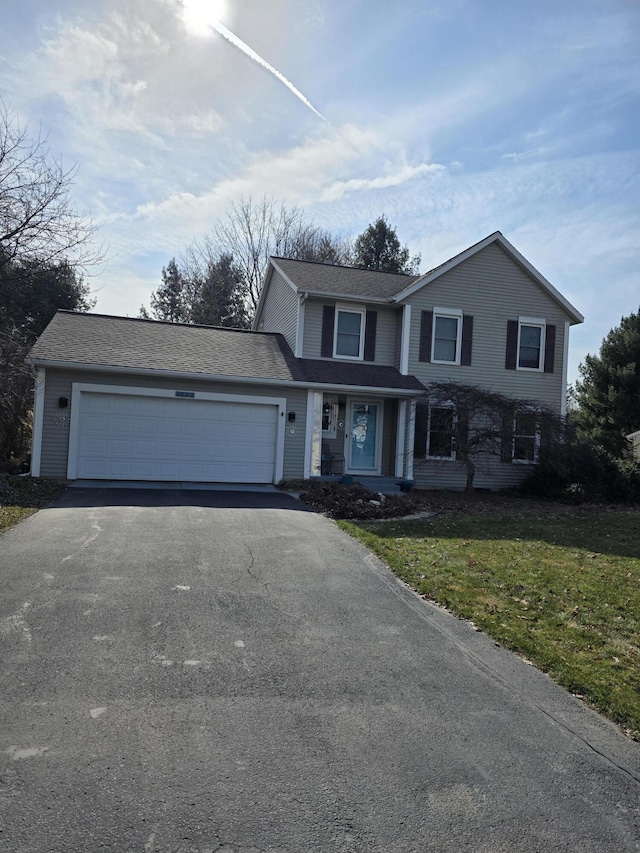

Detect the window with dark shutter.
xmin=321 ymin=306 xmax=335 ymax=357
xmin=413 ymin=401 xmax=429 ymax=459
xmin=363 ymin=311 xmax=377 ymax=362
xmin=460 ymin=316 xmax=473 ymax=366
xmin=505 ymin=320 xmax=518 ymax=370
xmin=544 ymin=324 xmax=556 ymax=373
xmin=419 ymin=311 xmax=433 ymax=362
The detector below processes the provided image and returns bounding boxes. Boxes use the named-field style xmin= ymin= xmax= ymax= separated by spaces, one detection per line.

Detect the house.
xmin=27 ymin=231 xmax=583 ymax=489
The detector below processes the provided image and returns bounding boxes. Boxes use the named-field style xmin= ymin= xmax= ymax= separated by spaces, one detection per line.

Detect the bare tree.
xmin=207 ymin=196 xmax=351 ymax=312
xmin=416 ymin=381 xmax=563 ymax=491
xmin=0 ymin=102 xmax=100 ymax=275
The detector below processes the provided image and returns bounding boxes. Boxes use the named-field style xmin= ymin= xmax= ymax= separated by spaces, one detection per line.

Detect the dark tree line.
xmin=0 ymin=103 xmax=97 ymax=464
xmin=140 ymin=204 xmax=420 ymax=325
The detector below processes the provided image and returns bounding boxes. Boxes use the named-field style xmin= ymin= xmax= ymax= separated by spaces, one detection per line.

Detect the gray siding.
xmin=259 ymin=269 xmax=299 ymax=353
xmin=406 ymin=242 xmax=570 ymax=411
xmin=39 ymin=369 xmax=307 ymax=481
xmin=303 ymin=298 xmax=401 ymax=366
xmin=412 ymin=456 xmax=531 ymax=492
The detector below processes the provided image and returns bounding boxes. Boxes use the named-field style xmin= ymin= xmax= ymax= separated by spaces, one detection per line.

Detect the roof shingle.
xmin=271 ymin=257 xmax=420 ymax=300
xmin=29 ymin=312 xmax=424 ymax=393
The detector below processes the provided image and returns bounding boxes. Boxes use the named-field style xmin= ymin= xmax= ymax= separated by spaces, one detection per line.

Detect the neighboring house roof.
xmin=270 ymin=257 xmax=421 ymax=300
xmin=28 ymin=311 xmax=424 ymax=394
xmin=261 ymin=232 xmax=584 ymax=326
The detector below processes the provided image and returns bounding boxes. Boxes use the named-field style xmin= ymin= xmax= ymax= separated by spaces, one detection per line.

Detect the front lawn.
xmin=0 ymin=474 xmax=66 ymax=534
xmin=339 ymin=499 xmax=640 ymax=740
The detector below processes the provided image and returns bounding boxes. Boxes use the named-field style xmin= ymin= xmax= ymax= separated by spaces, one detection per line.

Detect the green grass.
xmin=0 ymin=474 xmax=66 ymax=534
xmin=340 ymin=505 xmax=640 ymax=739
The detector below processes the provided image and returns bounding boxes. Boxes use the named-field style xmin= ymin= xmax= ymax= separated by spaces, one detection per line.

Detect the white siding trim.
xmin=392 ymin=232 xmax=584 ymax=325
xmin=400 ymin=304 xmax=411 ymax=375
xmin=67 ymin=383 xmax=287 ymax=483
xmin=395 ymin=400 xmax=407 ymax=477
xmin=295 ymin=296 xmax=305 ymax=358
xmin=561 ymin=320 xmax=570 ymax=417
xmin=30 ymin=368 xmax=46 ymax=478
xmin=407 ymin=399 xmax=416 ymax=480
xmin=304 ymin=390 xmax=323 ymax=478
xmin=27 ymin=359 xmax=421 ymax=398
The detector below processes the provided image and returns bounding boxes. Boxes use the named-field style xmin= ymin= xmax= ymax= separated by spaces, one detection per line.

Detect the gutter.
xmin=25 ymin=358 xmax=424 ymax=397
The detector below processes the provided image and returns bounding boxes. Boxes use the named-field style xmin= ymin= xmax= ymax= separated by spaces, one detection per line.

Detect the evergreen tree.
xmin=148 ymin=259 xmax=190 ymax=323
xmin=191 ymin=253 xmax=249 ymax=329
xmin=352 ymin=215 xmax=420 ymax=275
xmin=573 ymin=309 xmax=640 ymax=458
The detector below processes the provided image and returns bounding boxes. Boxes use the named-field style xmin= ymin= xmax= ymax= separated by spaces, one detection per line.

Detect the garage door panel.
xmin=75 ymin=392 xmax=279 ymax=483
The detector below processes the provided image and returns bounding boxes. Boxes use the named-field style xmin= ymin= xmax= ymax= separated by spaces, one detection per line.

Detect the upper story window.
xmin=334 ymin=306 xmax=365 ymax=360
xmin=432 ymin=308 xmax=463 ymax=365
xmin=517 ymin=318 xmax=546 ymax=371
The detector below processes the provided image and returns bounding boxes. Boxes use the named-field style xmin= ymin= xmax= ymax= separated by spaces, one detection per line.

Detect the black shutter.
xmin=413 ymin=401 xmax=429 ymax=459
xmin=363 ymin=310 xmax=377 ymax=362
xmin=505 ymin=320 xmax=518 ymax=370
xmin=460 ymin=315 xmax=473 ymax=366
xmin=321 ymin=305 xmax=335 ymax=357
xmin=419 ymin=311 xmax=433 ymax=362
xmin=456 ymin=409 xmax=469 ymax=452
xmin=501 ymin=409 xmax=514 ymax=462
xmin=544 ymin=324 xmax=556 ymax=373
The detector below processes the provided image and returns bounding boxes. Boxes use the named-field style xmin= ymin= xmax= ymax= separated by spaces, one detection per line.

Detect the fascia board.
xmin=392 ymin=232 xmax=585 ymax=326
xmin=252 ymin=262 xmax=276 ymax=330
xmin=25 ymin=358 xmax=423 ymax=397
xmin=269 ymin=258 xmax=301 ymax=295
xmin=301 ymin=290 xmax=391 ymax=304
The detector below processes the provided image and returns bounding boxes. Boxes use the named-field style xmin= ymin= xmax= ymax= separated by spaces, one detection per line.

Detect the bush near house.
xmin=0 ymin=474 xmax=65 ymax=533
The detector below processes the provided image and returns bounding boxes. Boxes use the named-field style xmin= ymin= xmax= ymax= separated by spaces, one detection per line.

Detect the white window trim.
xmin=511 ymin=414 xmax=540 ymax=465
xmin=517 ymin=317 xmax=546 ymax=372
xmin=321 ymin=396 xmax=339 ymax=440
xmin=67 ymin=383 xmax=287 ymax=483
xmin=333 ymin=303 xmax=366 ymax=361
xmin=426 ymin=402 xmax=457 ymax=461
xmin=431 ymin=307 xmax=463 ymax=366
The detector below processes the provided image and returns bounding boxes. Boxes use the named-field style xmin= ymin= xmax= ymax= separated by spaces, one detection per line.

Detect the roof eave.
xmin=391 ymin=232 xmax=585 ymax=325
xmin=26 ymin=358 xmax=423 ymax=396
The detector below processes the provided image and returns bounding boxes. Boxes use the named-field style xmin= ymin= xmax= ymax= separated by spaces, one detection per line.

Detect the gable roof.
xmin=270 ymin=257 xmax=421 ymax=300
xmin=28 ymin=311 xmax=424 ymax=394
xmin=391 ymin=231 xmax=584 ymax=324
xmin=260 ymin=232 xmax=583 ymax=326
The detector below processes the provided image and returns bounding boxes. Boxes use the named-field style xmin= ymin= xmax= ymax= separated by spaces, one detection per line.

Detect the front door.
xmin=346 ymin=401 xmax=382 ymax=474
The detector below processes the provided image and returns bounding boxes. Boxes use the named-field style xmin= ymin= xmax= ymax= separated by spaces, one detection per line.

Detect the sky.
xmin=1 ymin=0 xmax=638 ymax=384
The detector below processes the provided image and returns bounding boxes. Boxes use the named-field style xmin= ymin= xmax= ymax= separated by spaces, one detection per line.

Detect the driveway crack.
xmin=246 ymin=545 xmax=270 ymax=593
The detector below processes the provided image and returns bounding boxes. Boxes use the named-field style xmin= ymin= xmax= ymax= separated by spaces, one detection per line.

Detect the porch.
xmin=305 ymin=391 xmax=415 ymax=482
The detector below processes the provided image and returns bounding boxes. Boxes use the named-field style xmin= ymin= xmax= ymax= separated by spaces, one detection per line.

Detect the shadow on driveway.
xmin=53 ymin=486 xmax=312 ymax=511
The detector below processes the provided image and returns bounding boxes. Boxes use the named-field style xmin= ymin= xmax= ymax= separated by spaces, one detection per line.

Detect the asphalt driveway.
xmin=1 ymin=487 xmax=639 ymax=852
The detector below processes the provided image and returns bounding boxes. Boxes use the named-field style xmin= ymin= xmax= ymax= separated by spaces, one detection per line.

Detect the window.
xmin=432 ymin=308 xmax=462 ymax=364
xmin=512 ymin=412 xmax=539 ymax=463
xmin=427 ymin=406 xmax=456 ymax=460
xmin=334 ymin=307 xmax=365 ymax=359
xmin=518 ymin=319 xmax=545 ymax=371
xmin=322 ymin=398 xmax=338 ymax=439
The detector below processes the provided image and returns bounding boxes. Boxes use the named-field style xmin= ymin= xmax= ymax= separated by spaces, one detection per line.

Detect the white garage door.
xmin=75 ymin=392 xmax=279 ymax=483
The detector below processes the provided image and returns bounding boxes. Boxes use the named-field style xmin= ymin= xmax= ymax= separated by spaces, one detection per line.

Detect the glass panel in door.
xmin=348 ymin=402 xmax=379 ymax=472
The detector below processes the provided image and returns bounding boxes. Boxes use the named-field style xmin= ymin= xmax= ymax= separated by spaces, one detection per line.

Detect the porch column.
xmin=30 ymin=367 xmax=46 ymax=478
xmin=395 ymin=400 xmax=407 ymax=478
xmin=304 ymin=390 xmax=323 ymax=478
xmin=406 ymin=399 xmax=416 ymax=480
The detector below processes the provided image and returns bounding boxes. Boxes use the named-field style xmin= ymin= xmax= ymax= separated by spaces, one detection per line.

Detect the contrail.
xmin=210 ymin=19 xmax=327 ymax=122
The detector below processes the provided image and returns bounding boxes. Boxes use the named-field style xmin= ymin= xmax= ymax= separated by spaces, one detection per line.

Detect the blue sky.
xmin=1 ymin=0 xmax=638 ymax=383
